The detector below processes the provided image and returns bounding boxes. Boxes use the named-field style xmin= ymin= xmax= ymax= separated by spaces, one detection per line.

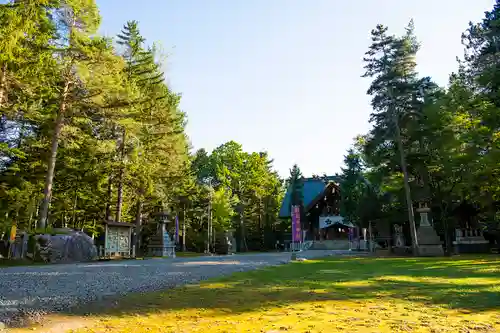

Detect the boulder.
xmin=33 ymin=230 xmax=97 ymax=264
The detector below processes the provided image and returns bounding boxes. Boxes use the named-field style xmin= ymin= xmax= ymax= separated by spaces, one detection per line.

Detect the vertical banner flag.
xmin=295 ymin=206 xmax=301 ymax=243
xmin=175 ymin=215 xmax=179 ymax=243
xmin=291 ymin=205 xmax=301 ymax=243
xmin=9 ymin=225 xmax=16 ymax=242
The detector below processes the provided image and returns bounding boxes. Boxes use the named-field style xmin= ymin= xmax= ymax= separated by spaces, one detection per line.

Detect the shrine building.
xmin=279 ymin=176 xmax=356 ymax=250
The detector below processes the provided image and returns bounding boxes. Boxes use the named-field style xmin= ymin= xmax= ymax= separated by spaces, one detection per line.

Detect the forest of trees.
xmin=2 ymin=0 xmax=500 ymax=255
xmin=337 ymin=3 xmax=500 ymax=251
xmin=0 ymin=1 xmax=284 ymax=252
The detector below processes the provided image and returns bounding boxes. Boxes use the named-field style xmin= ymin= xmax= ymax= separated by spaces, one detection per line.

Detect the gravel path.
xmin=0 ymin=250 xmax=354 ymax=326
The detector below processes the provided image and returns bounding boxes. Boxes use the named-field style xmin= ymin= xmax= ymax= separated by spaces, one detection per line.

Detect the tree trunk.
xmin=105 ymin=175 xmax=112 ymax=220
xmin=258 ymin=199 xmax=263 ymax=248
xmin=0 ymin=63 xmax=7 ymax=107
xmin=182 ymin=203 xmax=186 ymax=252
xmin=240 ymin=212 xmax=248 ymax=252
xmin=71 ymin=189 xmax=78 ymax=227
xmin=134 ymin=200 xmax=143 ymax=255
xmin=394 ymin=115 xmax=419 ymax=254
xmin=208 ymin=198 xmax=212 ymax=253
xmin=115 ymin=129 xmax=126 ymax=222
xmin=38 ymin=80 xmax=70 ymax=229
xmin=440 ymin=199 xmax=454 ymax=256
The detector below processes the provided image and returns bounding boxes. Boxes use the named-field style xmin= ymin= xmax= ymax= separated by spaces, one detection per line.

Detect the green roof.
xmin=279 ymin=176 xmax=340 ymax=218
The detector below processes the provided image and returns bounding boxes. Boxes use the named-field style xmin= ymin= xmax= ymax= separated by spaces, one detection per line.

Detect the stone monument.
xmin=416 ymin=202 xmax=444 ymax=256
xmin=411 ymin=171 xmax=444 ymax=256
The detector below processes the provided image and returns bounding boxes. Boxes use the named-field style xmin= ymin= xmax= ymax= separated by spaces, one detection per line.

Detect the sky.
xmin=97 ymin=0 xmax=495 ymax=178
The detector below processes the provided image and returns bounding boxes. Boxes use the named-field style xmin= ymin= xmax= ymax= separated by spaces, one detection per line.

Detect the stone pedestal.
xmin=417 ymin=209 xmax=444 ymax=257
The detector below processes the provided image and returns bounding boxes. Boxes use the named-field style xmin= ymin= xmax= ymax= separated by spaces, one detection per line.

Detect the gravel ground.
xmin=0 ymin=250 xmax=356 ymax=327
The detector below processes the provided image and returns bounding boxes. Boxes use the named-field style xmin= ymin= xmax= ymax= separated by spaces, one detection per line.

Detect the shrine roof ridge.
xmin=279 ymin=175 xmax=340 ymax=218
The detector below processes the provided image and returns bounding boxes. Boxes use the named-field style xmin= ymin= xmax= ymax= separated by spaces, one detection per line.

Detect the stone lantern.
xmin=415 ymin=201 xmax=444 ymax=256
xmin=411 ymin=175 xmax=444 ymax=256
xmin=416 ymin=202 xmax=431 ymax=227
xmin=148 ymin=211 xmax=176 ymax=257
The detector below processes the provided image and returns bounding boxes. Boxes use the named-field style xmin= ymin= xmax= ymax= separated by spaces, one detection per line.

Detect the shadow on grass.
xmin=65 ymin=255 xmax=500 ymax=320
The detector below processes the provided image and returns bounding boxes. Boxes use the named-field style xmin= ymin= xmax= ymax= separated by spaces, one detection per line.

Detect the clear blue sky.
xmin=97 ymin=0 xmax=494 ymax=178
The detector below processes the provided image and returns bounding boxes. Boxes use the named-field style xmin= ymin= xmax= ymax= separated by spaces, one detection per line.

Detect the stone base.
xmin=147 ymin=246 xmax=175 ymax=257
xmin=454 ymin=242 xmax=490 ymax=254
xmin=393 ymin=247 xmax=411 ymax=256
xmin=310 ymin=240 xmax=350 ymax=250
xmin=375 ymin=248 xmax=391 ymax=257
xmin=418 ymin=245 xmax=444 ymax=257
xmin=417 ymin=226 xmax=441 ymax=244
xmin=416 ymin=225 xmax=444 ymax=256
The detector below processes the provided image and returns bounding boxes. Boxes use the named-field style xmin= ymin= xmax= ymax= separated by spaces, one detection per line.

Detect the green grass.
xmin=14 ymin=255 xmax=500 ymax=333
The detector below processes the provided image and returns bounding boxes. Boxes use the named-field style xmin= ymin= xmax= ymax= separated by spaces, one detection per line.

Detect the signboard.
xmin=319 ymin=215 xmax=344 ymax=229
xmin=291 ymin=205 xmax=301 ymax=242
xmin=105 ymin=227 xmax=130 ymax=254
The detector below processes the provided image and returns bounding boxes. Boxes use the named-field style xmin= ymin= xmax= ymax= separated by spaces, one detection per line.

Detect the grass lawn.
xmin=16 ymin=255 xmax=500 ymax=333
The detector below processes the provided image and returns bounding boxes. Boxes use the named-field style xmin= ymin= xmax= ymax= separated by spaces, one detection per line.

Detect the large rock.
xmin=33 ymin=229 xmax=97 ymax=264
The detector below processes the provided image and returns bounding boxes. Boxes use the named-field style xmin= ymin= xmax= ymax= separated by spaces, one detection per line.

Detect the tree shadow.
xmin=61 ymin=256 xmax=500 ymax=321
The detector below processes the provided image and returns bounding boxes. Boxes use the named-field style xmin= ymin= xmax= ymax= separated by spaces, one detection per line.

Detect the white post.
xmin=368 ymin=221 xmax=373 ymax=253
xmin=129 ymin=227 xmax=133 ymax=258
xmin=362 ymin=227 xmax=368 ymax=251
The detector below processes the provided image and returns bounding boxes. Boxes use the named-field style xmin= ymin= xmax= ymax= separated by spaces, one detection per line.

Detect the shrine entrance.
xmin=279 ymin=176 xmax=361 ymax=251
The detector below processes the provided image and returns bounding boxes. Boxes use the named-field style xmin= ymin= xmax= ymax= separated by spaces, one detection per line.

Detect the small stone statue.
xmin=394 ymin=224 xmax=405 ymax=248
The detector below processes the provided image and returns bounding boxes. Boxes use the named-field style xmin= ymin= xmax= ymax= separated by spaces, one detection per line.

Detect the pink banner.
xmin=291 ymin=205 xmax=301 ymax=242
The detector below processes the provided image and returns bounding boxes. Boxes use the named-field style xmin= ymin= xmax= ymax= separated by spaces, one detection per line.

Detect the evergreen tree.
xmin=362 ymin=21 xmax=421 ymax=252
xmin=38 ymin=0 xmax=123 ymax=229
xmin=339 ymin=149 xmax=364 ymax=226
xmin=288 ymin=164 xmax=303 ymax=208
xmin=113 ymin=20 xmax=164 ymax=222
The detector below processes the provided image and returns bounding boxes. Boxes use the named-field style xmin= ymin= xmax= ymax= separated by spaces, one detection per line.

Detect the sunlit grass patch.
xmin=73 ymin=255 xmax=500 ymax=333
xmin=12 ymin=255 xmax=500 ymax=333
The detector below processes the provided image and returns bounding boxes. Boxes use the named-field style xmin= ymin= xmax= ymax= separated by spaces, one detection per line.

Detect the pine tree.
xmin=113 ymin=20 xmax=170 ymax=223
xmin=288 ymin=164 xmax=303 ymax=208
xmin=462 ymin=0 xmax=500 ymax=100
xmin=362 ymin=21 xmax=421 ymax=253
xmin=38 ymin=0 xmax=123 ymax=229
xmin=339 ymin=149 xmax=364 ymax=225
